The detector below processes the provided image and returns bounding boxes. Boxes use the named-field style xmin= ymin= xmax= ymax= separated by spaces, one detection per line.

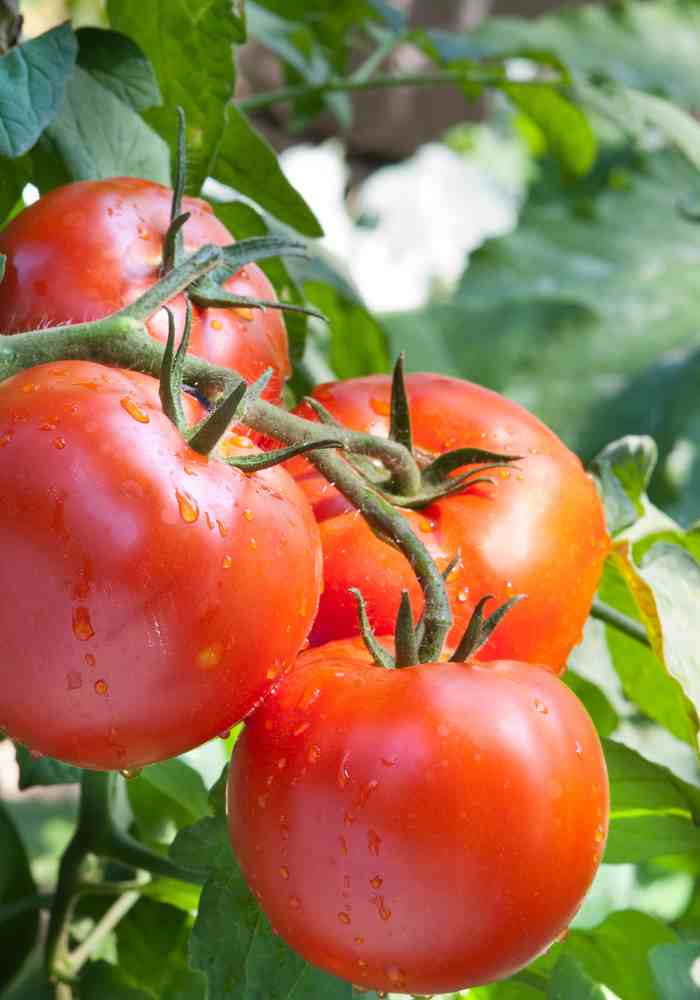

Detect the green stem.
xmin=590 ymin=597 xmax=651 ymax=648
xmin=236 ymin=67 xmax=520 ymax=113
xmin=350 ymin=32 xmax=403 ymax=84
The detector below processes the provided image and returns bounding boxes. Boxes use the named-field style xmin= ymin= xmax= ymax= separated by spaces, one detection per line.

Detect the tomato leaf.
xmin=549 ymin=954 xmax=608 ymax=999
xmin=79 ymin=961 xmax=152 ymax=1000
xmin=0 ymin=23 xmax=77 ymax=159
xmin=127 ymin=759 xmax=210 ymax=843
xmin=649 ymin=941 xmax=700 ymax=1000
xmin=13 ymin=744 xmax=81 ymax=789
xmin=563 ymin=672 xmax=619 ymax=739
xmin=170 ymin=817 xmax=354 ymax=998
xmin=108 ymin=0 xmax=244 ymax=195
xmin=503 ymin=84 xmax=596 ymax=177
xmin=211 ymin=106 xmax=324 ymax=238
xmin=31 ymin=65 xmax=170 ymax=188
xmin=604 ymin=740 xmax=700 ymax=864
xmin=591 ymin=436 xmax=659 ymax=537
xmin=74 ymin=27 xmax=161 ymax=112
xmin=0 ymin=802 xmax=39 ymax=991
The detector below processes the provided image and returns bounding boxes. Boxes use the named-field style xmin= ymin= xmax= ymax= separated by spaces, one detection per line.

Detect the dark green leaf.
xmin=212 ymin=106 xmax=323 ymax=237
xmin=109 ymin=0 xmax=244 ymax=194
xmin=128 ymin=759 xmax=209 ymax=843
xmin=549 ymin=954 xmax=607 ymax=999
xmin=591 ymin=436 xmax=658 ymax=536
xmin=14 ymin=744 xmax=81 ymax=788
xmin=0 ymin=154 xmax=29 ymax=228
xmin=170 ymin=817 xmax=233 ymax=876
xmin=33 ymin=65 xmax=169 ymax=187
xmin=0 ymin=802 xmax=39 ymax=991
xmin=115 ymin=898 xmax=206 ymax=999
xmin=504 ymin=84 xmax=596 ymax=176
xmin=0 ymin=23 xmax=77 ymax=158
xmin=604 ymin=740 xmax=700 ymax=864
xmin=649 ymin=941 xmax=700 ymax=1000
xmin=75 ymin=27 xmax=161 ymax=112
xmin=208 ymin=764 xmax=229 ymax=817
xmin=563 ymin=671 xmax=618 ymax=739
xmin=80 ymin=960 xmax=151 ymax=1000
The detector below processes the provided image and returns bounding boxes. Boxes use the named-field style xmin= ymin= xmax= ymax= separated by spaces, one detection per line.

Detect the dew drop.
xmin=374 ymin=895 xmax=391 ymax=921
xmin=280 ymin=865 xmax=289 ymax=880
xmin=340 ymin=835 xmax=348 ymax=856
xmin=211 ymin=319 xmax=223 ymax=330
xmin=516 ymin=473 xmax=525 ymax=481
xmin=234 ymin=307 xmax=254 ymax=321
xmin=370 ymin=875 xmax=383 ymax=890
xmin=231 ymin=434 xmax=253 ymax=448
xmin=205 ymin=512 xmax=215 ymax=530
xmin=575 ymin=740 xmax=584 ymax=758
xmin=175 ymin=490 xmax=199 ymax=523
xmin=120 ymin=397 xmax=150 ymax=424
xmin=298 ymin=686 xmax=321 ymax=710
xmin=257 ymin=794 xmax=269 ymax=809
xmin=0 ymin=432 xmax=11 ymax=447
xmin=354 ymin=936 xmax=364 ymax=946
xmin=288 ymin=895 xmax=300 ymax=909
xmin=594 ymin=825 xmax=605 ymax=843
xmin=197 ymin=643 xmax=223 ymax=670
xmin=72 ymin=607 xmax=95 ymax=641
xmin=120 ymin=767 xmax=142 ymax=780
xmin=344 ymin=811 xmax=356 ymax=826
xmin=217 ymin=519 xmax=228 ymax=537
xmin=250 ymin=537 xmax=257 ymax=550
xmin=94 ymin=679 xmax=109 ymax=696
xmin=277 ymin=757 xmax=287 ymax=770
xmin=54 ymin=437 xmax=67 ymax=450
xmin=243 ymin=508 xmax=254 ymax=521
xmin=293 ymin=721 xmax=310 ymax=736
xmin=380 ymin=756 xmax=397 ymax=768
xmin=386 ymin=965 xmax=407 ymax=988
xmin=338 ymin=750 xmax=351 ymax=789
xmin=280 ymin=818 xmax=290 ymax=840
xmin=368 ymin=829 xmax=382 ymax=856
xmin=533 ymin=699 xmax=548 ymax=715
xmin=357 ymin=779 xmax=378 ymax=807
xmin=498 ymin=469 xmax=511 ymax=480
xmin=338 ymin=911 xmax=351 ymax=925
xmin=418 ymin=517 xmax=433 ymax=533
xmin=222 ymin=555 xmax=232 ymax=569
xmin=370 ymin=396 xmax=390 ymax=417
xmin=457 ymin=588 xmax=469 ymax=603
xmin=308 ymin=744 xmax=321 ymax=764
xmin=219 ymin=729 xmax=231 ymax=740
xmin=357 ymin=959 xmax=367 ymax=969
xmin=84 ymin=653 xmax=96 ymax=668
xmin=66 ymin=671 xmax=82 ymax=691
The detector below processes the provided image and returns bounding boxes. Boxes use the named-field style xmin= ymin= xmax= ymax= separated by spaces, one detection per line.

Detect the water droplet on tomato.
xmin=499 ymin=469 xmax=510 ymax=479
xmin=380 ymin=756 xmax=397 ymax=767
xmin=370 ymin=396 xmax=390 ymax=416
xmin=280 ymin=819 xmax=290 ymax=840
xmin=298 ymin=686 xmax=321 ymax=711
xmin=293 ymin=722 xmax=310 ymax=736
xmin=338 ymin=911 xmax=351 ymax=925
xmin=457 ymin=588 xmax=469 ymax=603
xmin=418 ymin=517 xmax=433 ymax=533
xmin=217 ymin=519 xmax=228 ymax=537
xmin=243 ymin=508 xmax=254 ymax=521
xmin=340 ymin=835 xmax=348 ymax=856
xmin=368 ymin=829 xmax=381 ymax=856
xmin=288 ymin=895 xmax=300 ymax=909
xmin=222 ymin=555 xmax=232 ymax=569
xmin=120 ymin=397 xmax=150 ymax=423
xmin=533 ymin=699 xmax=548 ymax=715
xmin=218 ymin=729 xmax=231 ymax=740
xmin=0 ymin=432 xmax=11 ymax=447
xmin=119 ymin=767 xmax=142 ymax=780
xmin=175 ymin=490 xmax=199 ymax=523
xmin=66 ymin=671 xmax=82 ymax=691
xmin=338 ymin=750 xmax=351 ymax=788
xmin=197 ymin=643 xmax=223 ymax=670
xmin=280 ymin=865 xmax=289 ymax=879
xmin=354 ymin=936 xmax=364 ymax=946
xmin=54 ymin=437 xmax=67 ymax=450
xmin=205 ymin=512 xmax=215 ymax=531
xmin=84 ymin=653 xmax=95 ymax=667
xmin=94 ymin=679 xmax=108 ymax=696
xmin=29 ymin=748 xmax=43 ymax=760
xmin=72 ymin=607 xmax=95 ymax=641
xmin=357 ymin=780 xmax=378 ymax=807
xmin=307 ymin=744 xmax=321 ymax=764
xmin=595 ymin=825 xmax=605 ymax=843
xmin=211 ymin=319 xmax=223 ymax=331
xmin=370 ymin=875 xmax=383 ymax=890
xmin=386 ymin=965 xmax=407 ymax=988
xmin=575 ymin=740 xmax=584 ymax=758
xmin=374 ymin=895 xmax=391 ymax=921
xmin=250 ymin=537 xmax=257 ymax=550
xmin=234 ymin=307 xmax=254 ymax=321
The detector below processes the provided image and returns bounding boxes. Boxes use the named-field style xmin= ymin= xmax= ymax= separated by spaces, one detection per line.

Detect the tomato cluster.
xmin=0 ymin=180 xmax=610 ymax=995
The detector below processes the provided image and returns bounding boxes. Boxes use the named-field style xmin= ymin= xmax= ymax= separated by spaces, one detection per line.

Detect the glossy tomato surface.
xmin=0 ymin=178 xmax=290 ymax=402
xmin=228 ymin=647 xmax=609 ymax=995
xmin=0 ymin=362 xmax=321 ymax=769
xmin=289 ymin=374 xmax=609 ymax=669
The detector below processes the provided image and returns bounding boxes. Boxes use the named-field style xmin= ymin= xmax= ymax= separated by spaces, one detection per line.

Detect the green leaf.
xmin=564 ymin=909 xmax=677 ymax=1000
xmin=604 ymin=740 xmax=700 ymax=864
xmin=74 ymin=27 xmax=161 ymax=112
xmin=211 ymin=106 xmax=323 ymax=237
xmin=0 ymin=154 xmax=30 ymax=227
xmin=115 ymin=898 xmax=206 ymax=999
xmin=591 ymin=436 xmax=657 ymax=536
xmin=14 ymin=744 xmax=81 ymax=789
xmin=563 ymin=671 xmax=618 ymax=739
xmin=549 ymin=954 xmax=607 ymax=999
xmin=0 ymin=23 xmax=77 ymax=158
xmin=208 ymin=764 xmax=229 ymax=818
xmin=141 ymin=877 xmax=202 ymax=914
xmin=33 ymin=65 xmax=170 ymax=188
xmin=649 ymin=941 xmax=700 ymax=1000
xmin=170 ymin=817 xmax=234 ymax=876
xmin=80 ymin=961 xmax=151 ymax=1000
xmin=624 ymin=88 xmax=700 ymax=172
xmin=504 ymin=84 xmax=596 ymax=176
xmin=0 ymin=802 xmax=39 ymax=991
xmin=128 ymin=759 xmax=210 ymax=843
xmin=108 ymin=0 xmax=244 ymax=194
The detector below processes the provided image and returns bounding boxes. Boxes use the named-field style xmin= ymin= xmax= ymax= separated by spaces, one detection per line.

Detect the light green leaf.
xmin=549 ymin=954 xmax=608 ymax=999
xmin=0 ymin=23 xmax=77 ymax=158
xmin=109 ymin=0 xmax=244 ymax=194
xmin=649 ymin=941 xmax=700 ymax=1000
xmin=591 ymin=436 xmax=657 ymax=536
xmin=504 ymin=84 xmax=596 ymax=176
xmin=212 ymin=106 xmax=323 ymax=237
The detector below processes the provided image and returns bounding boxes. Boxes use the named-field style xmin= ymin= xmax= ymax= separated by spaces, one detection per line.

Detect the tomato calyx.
xmin=449 ymin=593 xmax=525 ymax=662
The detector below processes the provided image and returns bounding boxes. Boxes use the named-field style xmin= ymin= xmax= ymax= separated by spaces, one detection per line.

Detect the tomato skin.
xmin=228 ymin=648 xmax=609 ymax=994
xmin=0 ymin=178 xmax=290 ymax=403
xmin=0 ymin=361 xmax=321 ymax=770
xmin=289 ymin=374 xmax=610 ymax=669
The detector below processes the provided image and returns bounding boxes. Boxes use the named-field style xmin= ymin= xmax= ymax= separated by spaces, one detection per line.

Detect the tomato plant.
xmin=0 ymin=178 xmax=291 ymax=404
xmin=228 ymin=640 xmax=609 ymax=995
xmin=289 ymin=373 xmax=610 ymax=668
xmin=0 ymin=360 xmax=321 ymax=770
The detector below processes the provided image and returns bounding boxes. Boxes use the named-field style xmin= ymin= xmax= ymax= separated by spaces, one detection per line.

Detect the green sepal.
xmin=159 ymin=303 xmax=191 ymax=434
xmin=394 ymin=590 xmax=418 ymax=668
xmin=188 ymin=288 xmax=324 ymax=322
xmin=303 ymin=396 xmax=344 ymax=429
xmin=422 ymin=447 xmax=521 ymax=484
xmin=387 ymin=464 xmax=520 ymax=509
xmin=389 ymin=353 xmax=413 ymax=453
xmin=188 ymin=236 xmax=309 ymax=305
xmin=450 ymin=594 xmax=525 ymax=662
xmin=187 ymin=378 xmax=247 ymax=456
xmin=162 ymin=211 xmax=191 ymax=274
xmin=223 ymin=438 xmax=343 ymax=473
xmin=349 ymin=588 xmax=395 ymax=669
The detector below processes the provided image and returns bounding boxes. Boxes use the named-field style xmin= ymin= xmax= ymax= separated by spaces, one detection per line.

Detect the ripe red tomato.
xmin=228 ymin=644 xmax=609 ymax=995
xmin=0 ymin=177 xmax=290 ymax=403
xmin=289 ymin=374 xmax=609 ymax=669
xmin=0 ymin=361 xmax=321 ymax=770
